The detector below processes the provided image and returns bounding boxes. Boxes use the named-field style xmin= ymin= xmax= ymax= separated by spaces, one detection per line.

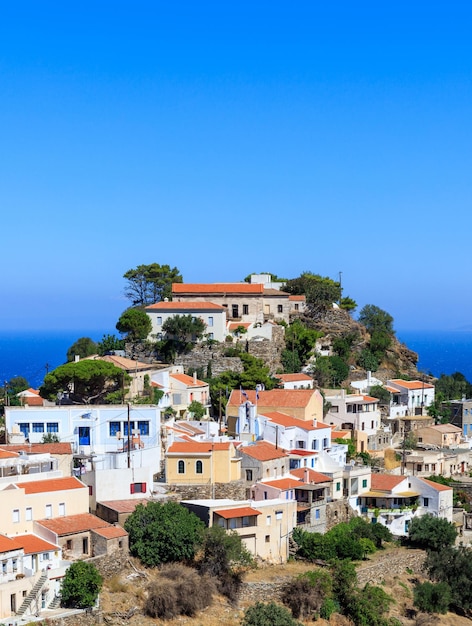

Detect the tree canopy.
xmin=40 ymin=360 xmax=129 ymax=404
xmin=358 ymin=305 xmax=394 ymax=335
xmin=123 ymin=263 xmax=183 ymax=306
xmin=124 ymin=501 xmax=205 ymax=567
xmin=408 ymin=513 xmax=457 ymax=551
xmin=97 ymin=334 xmax=125 ymax=356
xmin=60 ymin=561 xmax=102 ymax=608
xmin=116 ymin=307 xmax=152 ymax=341
xmin=66 ymin=337 xmax=98 ymax=362
xmin=425 ymin=545 xmax=472 ymax=614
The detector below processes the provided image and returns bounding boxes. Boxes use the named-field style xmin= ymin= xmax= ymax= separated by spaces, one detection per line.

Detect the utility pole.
xmin=127 ymin=403 xmax=131 ymax=469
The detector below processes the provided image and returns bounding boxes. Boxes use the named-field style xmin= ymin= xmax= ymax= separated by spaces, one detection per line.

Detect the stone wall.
xmin=356 ymin=549 xmax=426 ymax=586
xmin=163 ymin=480 xmax=247 ymax=502
xmin=325 ymin=499 xmax=357 ymax=531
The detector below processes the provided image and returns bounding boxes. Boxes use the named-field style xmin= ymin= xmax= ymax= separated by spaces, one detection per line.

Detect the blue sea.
xmin=0 ymin=329 xmax=472 ymax=388
xmin=0 ymin=330 xmax=114 ymax=388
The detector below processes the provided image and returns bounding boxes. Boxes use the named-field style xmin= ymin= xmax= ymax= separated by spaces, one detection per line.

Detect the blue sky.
xmin=1 ymin=2 xmax=472 ymax=333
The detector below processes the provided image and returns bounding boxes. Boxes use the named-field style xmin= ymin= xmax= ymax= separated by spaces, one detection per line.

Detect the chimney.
xmin=193 ymin=371 xmax=197 ymax=384
xmin=304 ymin=468 xmax=309 ymax=483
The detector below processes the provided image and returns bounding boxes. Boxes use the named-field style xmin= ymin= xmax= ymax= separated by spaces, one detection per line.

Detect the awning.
xmin=214 ymin=507 xmax=261 ymax=519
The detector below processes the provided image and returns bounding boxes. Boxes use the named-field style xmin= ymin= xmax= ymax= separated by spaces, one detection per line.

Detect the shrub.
xmin=145 ymin=564 xmax=215 ymax=619
xmin=281 ymin=570 xmax=333 ymax=619
xmin=408 ymin=514 xmax=457 ymax=551
xmin=241 ymin=601 xmax=301 ymax=626
xmin=60 ymin=561 xmax=102 ymax=609
xmin=414 ymin=581 xmax=451 ymax=614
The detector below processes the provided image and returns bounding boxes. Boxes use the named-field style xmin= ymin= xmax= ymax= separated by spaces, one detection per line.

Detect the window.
xmin=45 ymin=505 xmax=52 ymax=519
xmin=265 ymin=535 xmax=270 ymax=542
xmin=19 ymin=423 xmax=29 ymax=437
xmin=362 ymin=479 xmax=367 ymax=489
xmin=78 ymin=426 xmax=90 ymax=445
xmin=109 ymin=421 xmax=120 ymax=437
xmin=315 ymin=509 xmax=320 ymax=520
xmin=294 ymin=303 xmax=299 ymax=311
xmin=178 ymin=460 xmax=185 ymax=474
xmin=371 ymin=420 xmax=374 ymax=429
xmin=137 ymin=421 xmax=149 ymax=436
xmin=263 ymin=491 xmax=268 ymax=500
xmin=173 ymin=393 xmax=182 ymax=405
xmin=277 ymin=305 xmax=283 ymax=313
xmin=245 ymin=469 xmax=253 ymax=481
xmin=32 ymin=423 xmax=44 ymax=433
xmin=2 ymin=561 xmax=6 ymax=574
xmin=423 ymin=497 xmax=429 ymax=507
xmin=157 ymin=316 xmax=162 ymax=325
xmin=41 ymin=553 xmax=50 ymax=562
xmin=59 ymin=503 xmax=66 ymax=516
xmin=66 ymin=540 xmax=72 ymax=550
xmin=242 ymin=516 xmax=250 ymax=527
xmin=208 ymin=332 xmax=214 ymax=339
xmin=83 ymin=538 xmax=89 ymax=554
xmin=232 ymin=304 xmax=239 ymax=318
xmin=330 ymin=405 xmax=339 ymax=413
xmin=266 ymin=515 xmax=271 ymax=526
xmin=25 ymin=507 xmax=32 ymax=521
xmin=12 ymin=559 xmax=17 ymax=572
xmin=88 ymin=485 xmax=93 ymax=496
xmin=275 ymin=510 xmax=283 ymax=521
xmin=243 ymin=304 xmax=249 ymax=315
xmin=208 ymin=316 xmax=214 ymax=327
xmin=196 ymin=460 xmax=203 ymax=474
xmin=361 ymin=422 xmax=365 ymax=431
xmin=13 ymin=509 xmax=20 ymax=523
xmin=46 ymin=422 xmax=59 ymax=433
xmin=130 ymin=482 xmax=147 ymax=494
xmin=123 ymin=421 xmax=135 ymax=436
xmin=322 ymin=438 xmax=329 ymax=448
xmin=336 ymin=482 xmax=341 ymax=492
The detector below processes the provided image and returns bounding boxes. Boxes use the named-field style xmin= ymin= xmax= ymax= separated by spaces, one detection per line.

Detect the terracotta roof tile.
xmin=16 ymin=476 xmax=86 ymax=494
xmin=238 ymin=441 xmax=288 ymax=461
xmin=37 ymin=513 xmax=111 ymax=536
xmin=389 ymin=379 xmax=435 ymax=390
xmin=92 ymin=526 xmax=128 ymax=539
xmin=15 ymin=534 xmax=59 ymax=554
xmin=370 ymin=474 xmax=405 ymax=492
xmin=263 ymin=478 xmax=301 ymax=490
xmin=228 ymin=389 xmax=318 ymax=409
xmin=276 ymin=373 xmax=313 ymax=383
xmin=172 ymin=283 xmax=264 ymax=295
xmin=214 ymin=507 xmax=261 ymax=519
xmin=98 ymin=498 xmax=151 ymax=513
xmin=288 ymin=295 xmax=306 ymax=301
xmin=291 ymin=468 xmax=332 ymax=483
xmin=146 ymin=301 xmax=226 ymax=310
xmin=1 ymin=443 xmax=73 ymax=455
xmin=170 ymin=373 xmax=207 ymax=387
xmin=85 ymin=355 xmax=152 ymax=371
xmin=263 ymin=411 xmax=328 ymax=431
xmin=167 ymin=441 xmax=233 ymax=454
xmin=419 ymin=478 xmax=453 ymax=492
xmin=0 ymin=449 xmax=19 ymax=459
xmin=0 ymin=535 xmax=21 ymax=553
xmin=228 ymin=322 xmax=252 ymax=331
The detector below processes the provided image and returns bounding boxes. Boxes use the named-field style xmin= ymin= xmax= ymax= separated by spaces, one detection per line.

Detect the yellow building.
xmin=166 ymin=441 xmax=241 ymax=484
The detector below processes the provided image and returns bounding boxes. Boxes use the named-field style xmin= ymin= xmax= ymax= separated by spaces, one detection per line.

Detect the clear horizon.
xmin=1 ymin=2 xmax=472 ymax=332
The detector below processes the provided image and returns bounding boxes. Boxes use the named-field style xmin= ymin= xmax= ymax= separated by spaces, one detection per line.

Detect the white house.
xmin=387 ymin=379 xmax=435 ymax=416
xmin=275 ymin=373 xmax=314 ymax=390
xmin=145 ymin=301 xmax=227 ymax=342
xmin=259 ymin=411 xmax=333 ymax=454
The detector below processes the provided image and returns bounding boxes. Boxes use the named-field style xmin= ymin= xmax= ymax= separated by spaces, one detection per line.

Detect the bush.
xmin=414 ymin=581 xmax=451 ymax=614
xmin=241 ymin=601 xmax=301 ymax=626
xmin=408 ymin=514 xmax=457 ymax=551
xmin=281 ymin=570 xmax=333 ymax=619
xmin=60 ymin=561 xmax=102 ymax=609
xmin=145 ymin=564 xmax=215 ymax=619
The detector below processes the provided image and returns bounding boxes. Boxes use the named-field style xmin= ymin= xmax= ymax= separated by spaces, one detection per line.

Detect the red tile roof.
xmin=419 ymin=478 xmax=453 ymax=492
xmin=16 ymin=534 xmax=59 ymax=554
xmin=263 ymin=411 xmax=327 ymax=431
xmin=173 ymin=283 xmax=264 ymax=295
xmin=170 ymin=373 xmax=207 ymax=387
xmin=290 ymin=468 xmax=332 ymax=484
xmin=389 ymin=379 xmax=435 ymax=390
xmin=370 ymin=474 xmax=406 ymax=492
xmin=0 ymin=535 xmax=21 ymax=554
xmin=37 ymin=513 xmax=111 ymax=536
xmin=0 ymin=449 xmax=19 ymax=459
xmin=167 ymin=441 xmax=233 ymax=454
xmin=85 ymin=355 xmax=152 ymax=371
xmin=276 ymin=373 xmax=313 ymax=383
xmin=98 ymin=498 xmax=151 ymax=514
xmin=92 ymin=526 xmax=128 ymax=539
xmin=263 ymin=478 xmax=301 ymax=490
xmin=289 ymin=449 xmax=318 ymax=456
xmin=1 ymin=443 xmax=73 ymax=455
xmin=146 ymin=301 xmax=226 ymax=311
xmin=214 ymin=507 xmax=261 ymax=519
xmin=228 ymin=322 xmax=252 ymax=331
xmin=288 ymin=295 xmax=306 ymax=301
xmin=239 ymin=441 xmax=288 ymax=461
xmin=228 ymin=388 xmax=318 ymax=409
xmin=16 ymin=476 xmax=86 ymax=494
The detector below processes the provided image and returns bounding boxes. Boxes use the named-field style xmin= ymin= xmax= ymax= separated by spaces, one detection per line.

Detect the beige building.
xmin=166 ymin=440 xmax=241 ymax=485
xmin=1 ymin=476 xmax=89 ymax=537
xmin=146 ymin=300 xmax=228 ymax=343
xmin=415 ymin=424 xmax=463 ymax=449
xmin=182 ymin=498 xmax=297 ymax=563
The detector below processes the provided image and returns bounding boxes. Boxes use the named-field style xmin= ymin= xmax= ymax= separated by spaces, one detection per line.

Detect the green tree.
xmin=425 ymin=545 xmax=472 ymax=614
xmin=241 ymin=601 xmax=301 ymax=626
xmin=284 ymin=319 xmax=321 ymax=368
xmin=340 ymin=296 xmax=357 ymax=313
xmin=39 ymin=360 xmax=129 ymax=404
xmin=357 ymin=348 xmax=379 ymax=372
xmin=345 ymin=583 xmax=394 ymax=626
xmin=408 ymin=514 xmax=457 ymax=551
xmin=369 ymin=385 xmax=391 ymax=405
xmin=281 ymin=570 xmax=333 ymax=619
xmin=311 ymin=356 xmax=348 ymax=387
xmin=161 ymin=314 xmax=206 ymax=351
xmin=358 ymin=305 xmax=394 ymax=335
xmin=124 ymin=501 xmax=204 ymax=567
xmin=332 ymin=332 xmax=358 ymax=360
xmin=42 ymin=433 xmax=60 ymax=443
xmin=66 ymin=337 xmax=98 ymax=362
xmin=188 ymin=400 xmax=205 ymax=419
xmin=413 ymin=581 xmax=451 ymax=614
xmin=60 ymin=561 xmax=102 ymax=608
xmin=97 ymin=334 xmax=125 ymax=356
xmin=116 ymin=307 xmax=152 ymax=341
xmin=283 ymin=272 xmax=342 ymax=318
xmin=6 ymin=376 xmax=30 ymax=395
xmin=123 ymin=262 xmax=183 ymax=306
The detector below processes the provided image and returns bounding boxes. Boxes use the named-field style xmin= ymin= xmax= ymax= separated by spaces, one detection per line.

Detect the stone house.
xmin=415 ymin=423 xmax=463 ymax=449
xmin=145 ymin=300 xmax=227 ymax=342
xmin=237 ymin=441 xmax=289 ymax=494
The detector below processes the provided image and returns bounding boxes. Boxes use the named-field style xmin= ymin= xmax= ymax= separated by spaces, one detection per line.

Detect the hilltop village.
xmin=1 ymin=273 xmax=471 ymax=624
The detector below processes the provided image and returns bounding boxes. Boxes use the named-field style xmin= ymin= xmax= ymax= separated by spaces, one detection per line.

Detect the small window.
xmin=196 ymin=460 xmax=203 ymax=474
xmin=32 ymin=423 xmax=44 ymax=433
xmin=277 ymin=305 xmax=283 ymax=313
xmin=12 ymin=559 xmax=17 ymax=572
xmin=315 ymin=509 xmax=320 ymax=520
xmin=25 ymin=507 xmax=32 ymax=521
xmin=208 ymin=317 xmax=214 ymax=327
xmin=157 ymin=316 xmax=162 ymax=325
xmin=265 ymin=535 xmax=270 ymax=542
xmin=82 ymin=537 xmax=88 ymax=554
xmin=109 ymin=421 xmax=120 ymax=437
xmin=88 ymin=485 xmax=93 ymax=496
xmin=130 ymin=482 xmax=147 ymax=494
xmin=243 ymin=304 xmax=249 ymax=315
xmin=245 ymin=469 xmax=253 ymax=481
xmin=362 ymin=479 xmax=367 ymax=489
xmin=45 ymin=505 xmax=52 ymax=519
xmin=59 ymin=503 xmax=66 ymax=516
xmin=275 ymin=510 xmax=283 ymax=521
xmin=423 ymin=497 xmax=429 ymax=507
xmin=46 ymin=422 xmax=59 ymax=433
xmin=13 ymin=509 xmax=20 ymax=523
xmin=294 ymin=303 xmax=299 ymax=311
xmin=178 ymin=460 xmax=185 ymax=474
xmin=266 ymin=515 xmax=271 ymax=526
xmin=66 ymin=540 xmax=72 ymax=550
xmin=137 ymin=421 xmax=149 ymax=436
xmin=336 ymin=482 xmax=341 ymax=492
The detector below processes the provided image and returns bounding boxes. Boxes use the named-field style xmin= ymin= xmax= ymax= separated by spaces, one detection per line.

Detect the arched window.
xmin=178 ymin=460 xmax=185 ymax=474
xmin=196 ymin=460 xmax=203 ymax=474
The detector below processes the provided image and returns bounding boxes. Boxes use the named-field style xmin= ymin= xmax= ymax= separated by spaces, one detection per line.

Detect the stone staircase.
xmin=48 ymin=593 xmax=61 ymax=609
xmin=16 ymin=570 xmax=48 ymax=617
